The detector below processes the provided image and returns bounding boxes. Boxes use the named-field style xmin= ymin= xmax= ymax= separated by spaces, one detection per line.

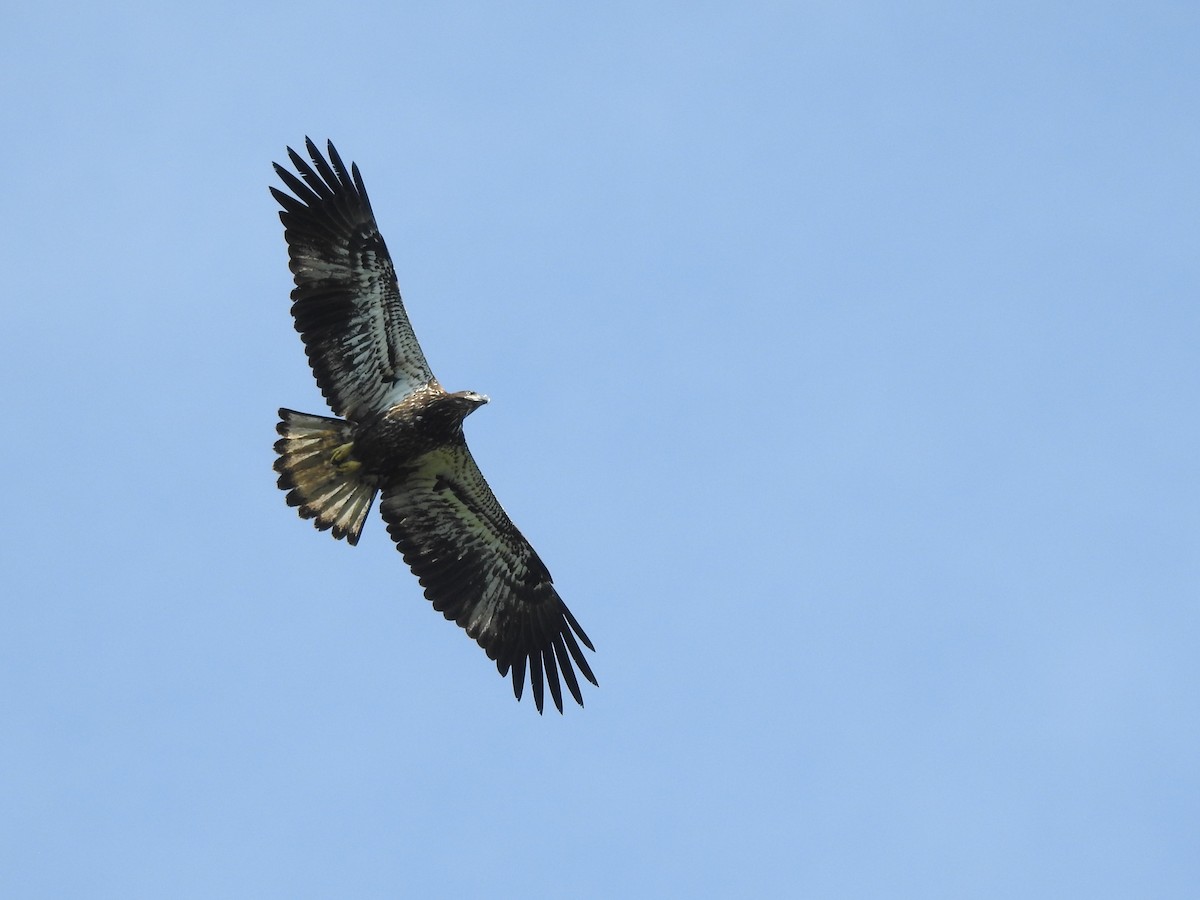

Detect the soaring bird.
xmin=271 ymin=139 xmax=596 ymax=713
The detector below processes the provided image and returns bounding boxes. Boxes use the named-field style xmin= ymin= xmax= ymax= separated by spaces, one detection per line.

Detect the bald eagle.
xmin=271 ymin=139 xmax=596 ymax=713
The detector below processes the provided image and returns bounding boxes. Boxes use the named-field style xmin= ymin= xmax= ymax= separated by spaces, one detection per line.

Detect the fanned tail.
xmin=273 ymin=408 xmax=377 ymax=544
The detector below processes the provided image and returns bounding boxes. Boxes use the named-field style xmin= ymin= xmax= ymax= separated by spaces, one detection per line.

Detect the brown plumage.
xmin=271 ymin=139 xmax=596 ymax=713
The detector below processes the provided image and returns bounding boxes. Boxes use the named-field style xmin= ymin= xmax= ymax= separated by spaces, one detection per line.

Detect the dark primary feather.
xmin=271 ymin=138 xmax=434 ymax=421
xmin=378 ymin=442 xmax=597 ymax=713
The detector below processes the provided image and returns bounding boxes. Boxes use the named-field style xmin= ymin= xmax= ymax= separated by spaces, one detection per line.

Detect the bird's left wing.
xmin=272 ymin=138 xmax=434 ymax=421
xmin=379 ymin=441 xmax=597 ymax=713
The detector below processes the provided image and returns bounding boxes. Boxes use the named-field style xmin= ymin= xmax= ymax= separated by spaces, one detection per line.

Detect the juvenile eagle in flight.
xmin=271 ymin=139 xmax=596 ymax=713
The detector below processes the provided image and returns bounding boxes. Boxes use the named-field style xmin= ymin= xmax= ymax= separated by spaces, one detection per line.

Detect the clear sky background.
xmin=3 ymin=3 xmax=1197 ymax=897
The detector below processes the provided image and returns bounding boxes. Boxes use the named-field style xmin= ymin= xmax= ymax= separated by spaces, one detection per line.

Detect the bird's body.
xmin=352 ymin=387 xmax=488 ymax=477
xmin=271 ymin=139 xmax=596 ymax=713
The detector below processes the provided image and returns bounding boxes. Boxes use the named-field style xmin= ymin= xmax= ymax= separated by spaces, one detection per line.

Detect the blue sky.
xmin=3 ymin=2 xmax=1197 ymax=897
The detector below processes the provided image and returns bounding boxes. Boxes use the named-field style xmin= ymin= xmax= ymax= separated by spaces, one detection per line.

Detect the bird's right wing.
xmin=379 ymin=440 xmax=597 ymax=713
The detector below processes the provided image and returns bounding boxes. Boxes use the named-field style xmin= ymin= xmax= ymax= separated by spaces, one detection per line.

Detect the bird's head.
xmin=451 ymin=390 xmax=489 ymax=418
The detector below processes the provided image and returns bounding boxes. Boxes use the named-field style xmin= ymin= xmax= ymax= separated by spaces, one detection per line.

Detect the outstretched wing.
xmin=272 ymin=138 xmax=434 ymax=421
xmin=379 ymin=441 xmax=597 ymax=713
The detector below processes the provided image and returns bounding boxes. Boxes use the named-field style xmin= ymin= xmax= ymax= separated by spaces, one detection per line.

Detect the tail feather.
xmin=273 ymin=408 xmax=377 ymax=545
